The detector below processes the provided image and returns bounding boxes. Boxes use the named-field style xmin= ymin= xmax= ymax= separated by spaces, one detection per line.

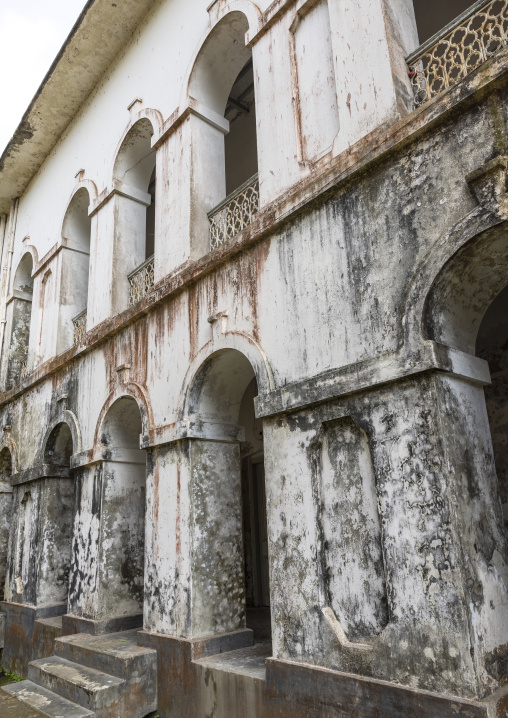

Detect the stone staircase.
xmin=2 ymin=629 xmax=157 ymax=718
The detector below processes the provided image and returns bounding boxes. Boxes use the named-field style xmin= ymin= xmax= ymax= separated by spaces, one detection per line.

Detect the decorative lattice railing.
xmin=128 ymin=255 xmax=155 ymax=306
xmin=407 ymin=0 xmax=508 ymax=108
xmin=72 ymin=309 xmax=87 ymax=345
xmin=208 ymin=174 xmax=259 ymax=251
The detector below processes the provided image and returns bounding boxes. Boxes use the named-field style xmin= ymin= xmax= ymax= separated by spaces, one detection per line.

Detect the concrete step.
xmin=32 ymin=616 xmax=64 ymax=661
xmin=28 ymin=656 xmax=124 ymax=712
xmin=194 ymin=640 xmax=272 ymax=681
xmin=54 ymin=629 xmax=156 ymax=680
xmin=2 ymin=680 xmax=95 ymax=718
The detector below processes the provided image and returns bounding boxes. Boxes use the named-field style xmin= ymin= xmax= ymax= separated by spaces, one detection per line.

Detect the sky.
xmin=0 ymin=0 xmax=87 ymax=152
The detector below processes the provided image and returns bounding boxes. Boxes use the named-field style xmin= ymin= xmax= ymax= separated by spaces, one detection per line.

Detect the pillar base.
xmin=62 ymin=611 xmax=143 ymax=636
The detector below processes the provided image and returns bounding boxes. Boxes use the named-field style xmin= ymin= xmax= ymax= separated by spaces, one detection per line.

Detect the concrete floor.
xmin=0 ymin=687 xmax=46 ymax=717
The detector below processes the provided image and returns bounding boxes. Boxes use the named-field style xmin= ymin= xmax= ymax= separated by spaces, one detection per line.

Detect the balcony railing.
xmin=407 ymin=0 xmax=508 ymax=108
xmin=128 ymin=255 xmax=155 ymax=306
xmin=72 ymin=309 xmax=87 ymax=345
xmin=208 ymin=173 xmax=259 ymax=251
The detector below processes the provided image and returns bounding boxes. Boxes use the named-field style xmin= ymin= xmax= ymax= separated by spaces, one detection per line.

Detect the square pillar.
xmin=67 ymin=454 xmax=146 ymax=634
xmin=329 ymin=0 xmax=418 ymax=154
xmin=154 ymin=106 xmax=228 ymax=280
xmin=144 ymin=437 xmax=250 ymax=641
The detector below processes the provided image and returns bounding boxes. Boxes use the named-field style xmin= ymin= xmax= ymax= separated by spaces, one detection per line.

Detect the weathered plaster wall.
xmin=0 ymin=3 xmax=507 ymax=710
xmin=263 ymin=375 xmax=491 ymax=697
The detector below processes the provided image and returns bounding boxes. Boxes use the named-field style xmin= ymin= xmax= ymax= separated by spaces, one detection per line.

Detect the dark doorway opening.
xmin=412 ymin=0 xmax=475 ymax=44
xmin=476 ymin=283 xmax=508 ymax=534
xmin=240 ymin=377 xmax=271 ymax=644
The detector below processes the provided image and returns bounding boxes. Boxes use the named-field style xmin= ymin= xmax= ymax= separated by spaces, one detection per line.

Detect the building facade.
xmin=0 ymin=0 xmax=507 ymax=716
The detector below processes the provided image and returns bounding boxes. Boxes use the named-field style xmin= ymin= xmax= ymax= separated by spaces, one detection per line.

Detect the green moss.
xmin=0 ymin=667 xmax=24 ymax=686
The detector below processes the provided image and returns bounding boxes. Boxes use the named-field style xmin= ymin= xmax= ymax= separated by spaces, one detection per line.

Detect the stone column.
xmin=66 ymin=451 xmax=146 ymax=634
xmin=143 ymin=433 xmax=249 ymax=639
xmin=1 ymin=467 xmax=73 ymax=674
xmin=2 ymin=294 xmax=32 ymax=390
xmin=0 ymin=477 xmax=13 ymax=600
xmin=433 ymin=372 xmax=508 ymax=697
xmin=56 ymin=244 xmax=91 ymax=354
xmin=153 ymin=104 xmax=228 ymax=279
xmin=87 ymin=184 xmax=150 ymax=326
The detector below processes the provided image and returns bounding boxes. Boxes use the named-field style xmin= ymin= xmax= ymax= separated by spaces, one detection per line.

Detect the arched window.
xmin=113 ymin=119 xmax=156 ymax=308
xmin=7 ymin=253 xmax=34 ymax=387
xmin=61 ymin=187 xmax=92 ymax=348
xmin=188 ymin=12 xmax=260 ymax=250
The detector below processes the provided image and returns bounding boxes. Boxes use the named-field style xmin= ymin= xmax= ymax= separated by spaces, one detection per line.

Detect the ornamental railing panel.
xmin=72 ymin=309 xmax=87 ymax=345
xmin=208 ymin=173 xmax=259 ymax=251
xmin=128 ymin=255 xmax=155 ymax=306
xmin=407 ymin=0 xmax=508 ymax=108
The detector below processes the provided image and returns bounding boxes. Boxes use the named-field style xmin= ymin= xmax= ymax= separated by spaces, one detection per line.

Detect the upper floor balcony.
xmin=408 ymin=0 xmax=508 ymax=107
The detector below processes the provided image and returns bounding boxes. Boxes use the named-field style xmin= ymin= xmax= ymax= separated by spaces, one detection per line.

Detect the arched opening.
xmin=188 ymin=13 xmax=259 ymax=248
xmin=44 ymin=422 xmax=73 ymax=467
xmin=113 ymin=119 xmax=156 ymax=307
xmin=99 ymin=397 xmax=146 ymax=619
xmin=7 ymin=253 xmax=34 ymax=386
xmin=224 ymin=59 xmax=258 ymax=197
xmin=424 ymin=227 xmax=508 ymax=523
xmin=477 ymin=284 xmax=508 ymax=531
xmin=61 ymin=187 xmax=91 ymax=348
xmin=412 ymin=0 xmax=475 ymax=45
xmin=32 ymin=423 xmax=76 ymax=606
xmin=187 ymin=349 xmax=271 ymax=646
xmin=423 ymin=225 xmax=508 ymax=689
xmin=0 ymin=447 xmax=13 ymax=601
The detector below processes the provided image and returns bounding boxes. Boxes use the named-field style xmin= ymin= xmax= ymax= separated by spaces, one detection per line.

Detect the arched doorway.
xmin=98 ymin=397 xmax=146 ymax=620
xmin=38 ymin=423 xmax=75 ymax=606
xmin=187 ymin=349 xmax=271 ymax=643
xmin=0 ymin=447 xmax=13 ymax=600
xmin=5 ymin=423 xmax=74 ymax=608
